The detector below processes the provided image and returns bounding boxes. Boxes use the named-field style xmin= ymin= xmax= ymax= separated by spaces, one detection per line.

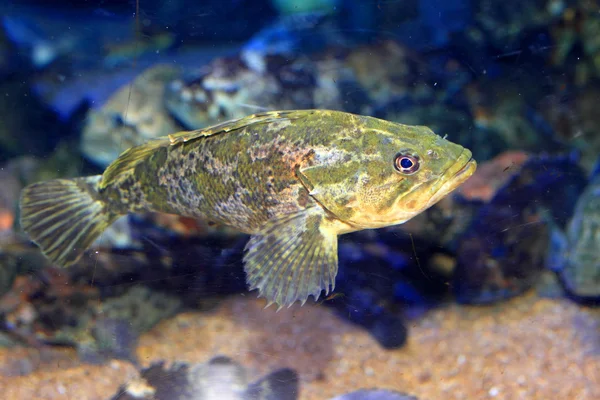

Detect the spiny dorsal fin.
xmin=167 ymin=110 xmax=315 ymax=145
xmin=101 ymin=137 xmax=171 ymax=187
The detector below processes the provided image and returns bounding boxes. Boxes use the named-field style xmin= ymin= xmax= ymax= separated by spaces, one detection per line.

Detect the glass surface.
xmin=0 ymin=0 xmax=598 ymax=399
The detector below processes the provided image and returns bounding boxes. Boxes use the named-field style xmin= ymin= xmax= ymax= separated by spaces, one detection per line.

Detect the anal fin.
xmin=243 ymin=208 xmax=339 ymax=310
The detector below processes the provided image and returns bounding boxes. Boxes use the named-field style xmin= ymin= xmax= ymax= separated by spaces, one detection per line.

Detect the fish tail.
xmin=19 ymin=175 xmax=120 ymax=267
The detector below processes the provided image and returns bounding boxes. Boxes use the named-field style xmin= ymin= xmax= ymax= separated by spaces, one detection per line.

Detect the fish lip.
xmin=453 ymin=156 xmax=476 ymax=179
xmin=425 ymin=152 xmax=476 ymax=208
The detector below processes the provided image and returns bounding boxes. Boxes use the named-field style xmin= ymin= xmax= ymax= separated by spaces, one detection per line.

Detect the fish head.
xmin=297 ymin=120 xmax=476 ymax=230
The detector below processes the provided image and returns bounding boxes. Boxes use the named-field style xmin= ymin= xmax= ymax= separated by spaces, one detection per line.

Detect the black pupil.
xmin=400 ymin=157 xmax=413 ymax=169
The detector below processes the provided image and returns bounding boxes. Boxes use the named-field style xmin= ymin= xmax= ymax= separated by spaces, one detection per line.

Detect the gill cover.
xmin=296 ymin=155 xmax=361 ymax=222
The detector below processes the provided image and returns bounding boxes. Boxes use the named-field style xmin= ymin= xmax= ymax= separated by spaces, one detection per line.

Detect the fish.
xmin=19 ymin=109 xmax=476 ymax=309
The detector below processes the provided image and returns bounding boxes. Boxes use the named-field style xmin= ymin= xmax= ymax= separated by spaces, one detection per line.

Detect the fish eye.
xmin=394 ymin=153 xmax=420 ymax=174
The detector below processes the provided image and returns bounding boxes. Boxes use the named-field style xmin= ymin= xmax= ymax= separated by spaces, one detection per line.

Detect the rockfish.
xmin=19 ymin=110 xmax=476 ymax=308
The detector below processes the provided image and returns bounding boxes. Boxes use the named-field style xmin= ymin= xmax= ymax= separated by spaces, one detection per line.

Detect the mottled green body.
xmin=102 ymin=113 xmax=322 ymax=233
xmin=20 ymin=110 xmax=476 ymax=308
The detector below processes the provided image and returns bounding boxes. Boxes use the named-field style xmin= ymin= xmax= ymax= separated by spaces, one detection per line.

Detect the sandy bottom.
xmin=0 ymin=292 xmax=598 ymax=399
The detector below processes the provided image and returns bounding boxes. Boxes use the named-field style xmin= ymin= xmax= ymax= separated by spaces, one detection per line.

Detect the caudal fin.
xmin=19 ymin=175 xmax=119 ymax=267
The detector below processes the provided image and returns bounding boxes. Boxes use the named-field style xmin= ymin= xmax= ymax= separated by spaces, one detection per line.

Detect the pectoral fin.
xmin=243 ymin=208 xmax=339 ymax=310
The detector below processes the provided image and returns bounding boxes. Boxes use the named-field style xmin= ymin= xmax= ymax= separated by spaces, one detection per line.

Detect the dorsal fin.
xmin=100 ymin=137 xmax=171 ymax=187
xmin=167 ymin=109 xmax=314 ymax=144
xmin=101 ymin=110 xmax=316 ymax=187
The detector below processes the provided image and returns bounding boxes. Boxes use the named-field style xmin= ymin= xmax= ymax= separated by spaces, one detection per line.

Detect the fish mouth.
xmin=426 ymin=152 xmax=477 ymax=208
xmin=452 ymin=156 xmax=477 ymax=181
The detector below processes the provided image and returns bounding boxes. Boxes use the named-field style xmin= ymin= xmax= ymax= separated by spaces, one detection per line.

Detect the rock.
xmin=112 ymin=355 xmax=299 ymax=400
xmin=453 ymin=151 xmax=588 ymax=303
xmin=546 ymin=166 xmax=600 ymax=300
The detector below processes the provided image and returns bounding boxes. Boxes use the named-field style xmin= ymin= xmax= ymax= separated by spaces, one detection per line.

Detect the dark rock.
xmin=453 ymin=152 xmax=588 ymax=304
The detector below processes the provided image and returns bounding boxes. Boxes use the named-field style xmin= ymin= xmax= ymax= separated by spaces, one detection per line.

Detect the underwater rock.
xmin=341 ymin=40 xmax=432 ymax=109
xmin=0 ymin=236 xmax=51 ymax=301
xmin=472 ymin=0 xmax=560 ymax=49
xmin=463 ymin=78 xmax=562 ymax=157
xmin=0 ymin=254 xmax=183 ymax=363
xmin=72 ymin=233 xmax=247 ymax=305
xmin=80 ymin=316 xmax=139 ymax=363
xmin=549 ymin=0 xmax=600 ymax=86
xmin=534 ymin=269 xmax=567 ymax=299
xmin=330 ymin=389 xmax=418 ymax=400
xmin=112 ymin=355 xmax=299 ymax=400
xmin=81 ymin=65 xmax=184 ymax=167
xmin=325 ymin=229 xmax=456 ymax=349
xmin=0 ymin=79 xmax=69 ymax=162
xmin=19 ymin=283 xmax=179 ymax=364
xmin=0 ymin=258 xmax=18 ymax=311
xmin=453 ymin=151 xmax=588 ymax=304
xmin=0 ymin=227 xmax=249 ymax=353
xmin=538 ymin=83 xmax=600 ymax=173
xmin=163 ymin=54 xmax=327 ymax=132
xmin=0 ymin=258 xmax=100 ymax=347
xmin=546 ymin=166 xmax=600 ymax=300
xmin=76 ymin=286 xmax=181 ymax=364
xmin=31 ymin=45 xmax=242 ymax=123
xmin=0 ymin=161 xmax=30 ymax=238
xmin=97 ymin=286 xmax=181 ymax=335
xmin=164 ymin=41 xmax=431 ymax=130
